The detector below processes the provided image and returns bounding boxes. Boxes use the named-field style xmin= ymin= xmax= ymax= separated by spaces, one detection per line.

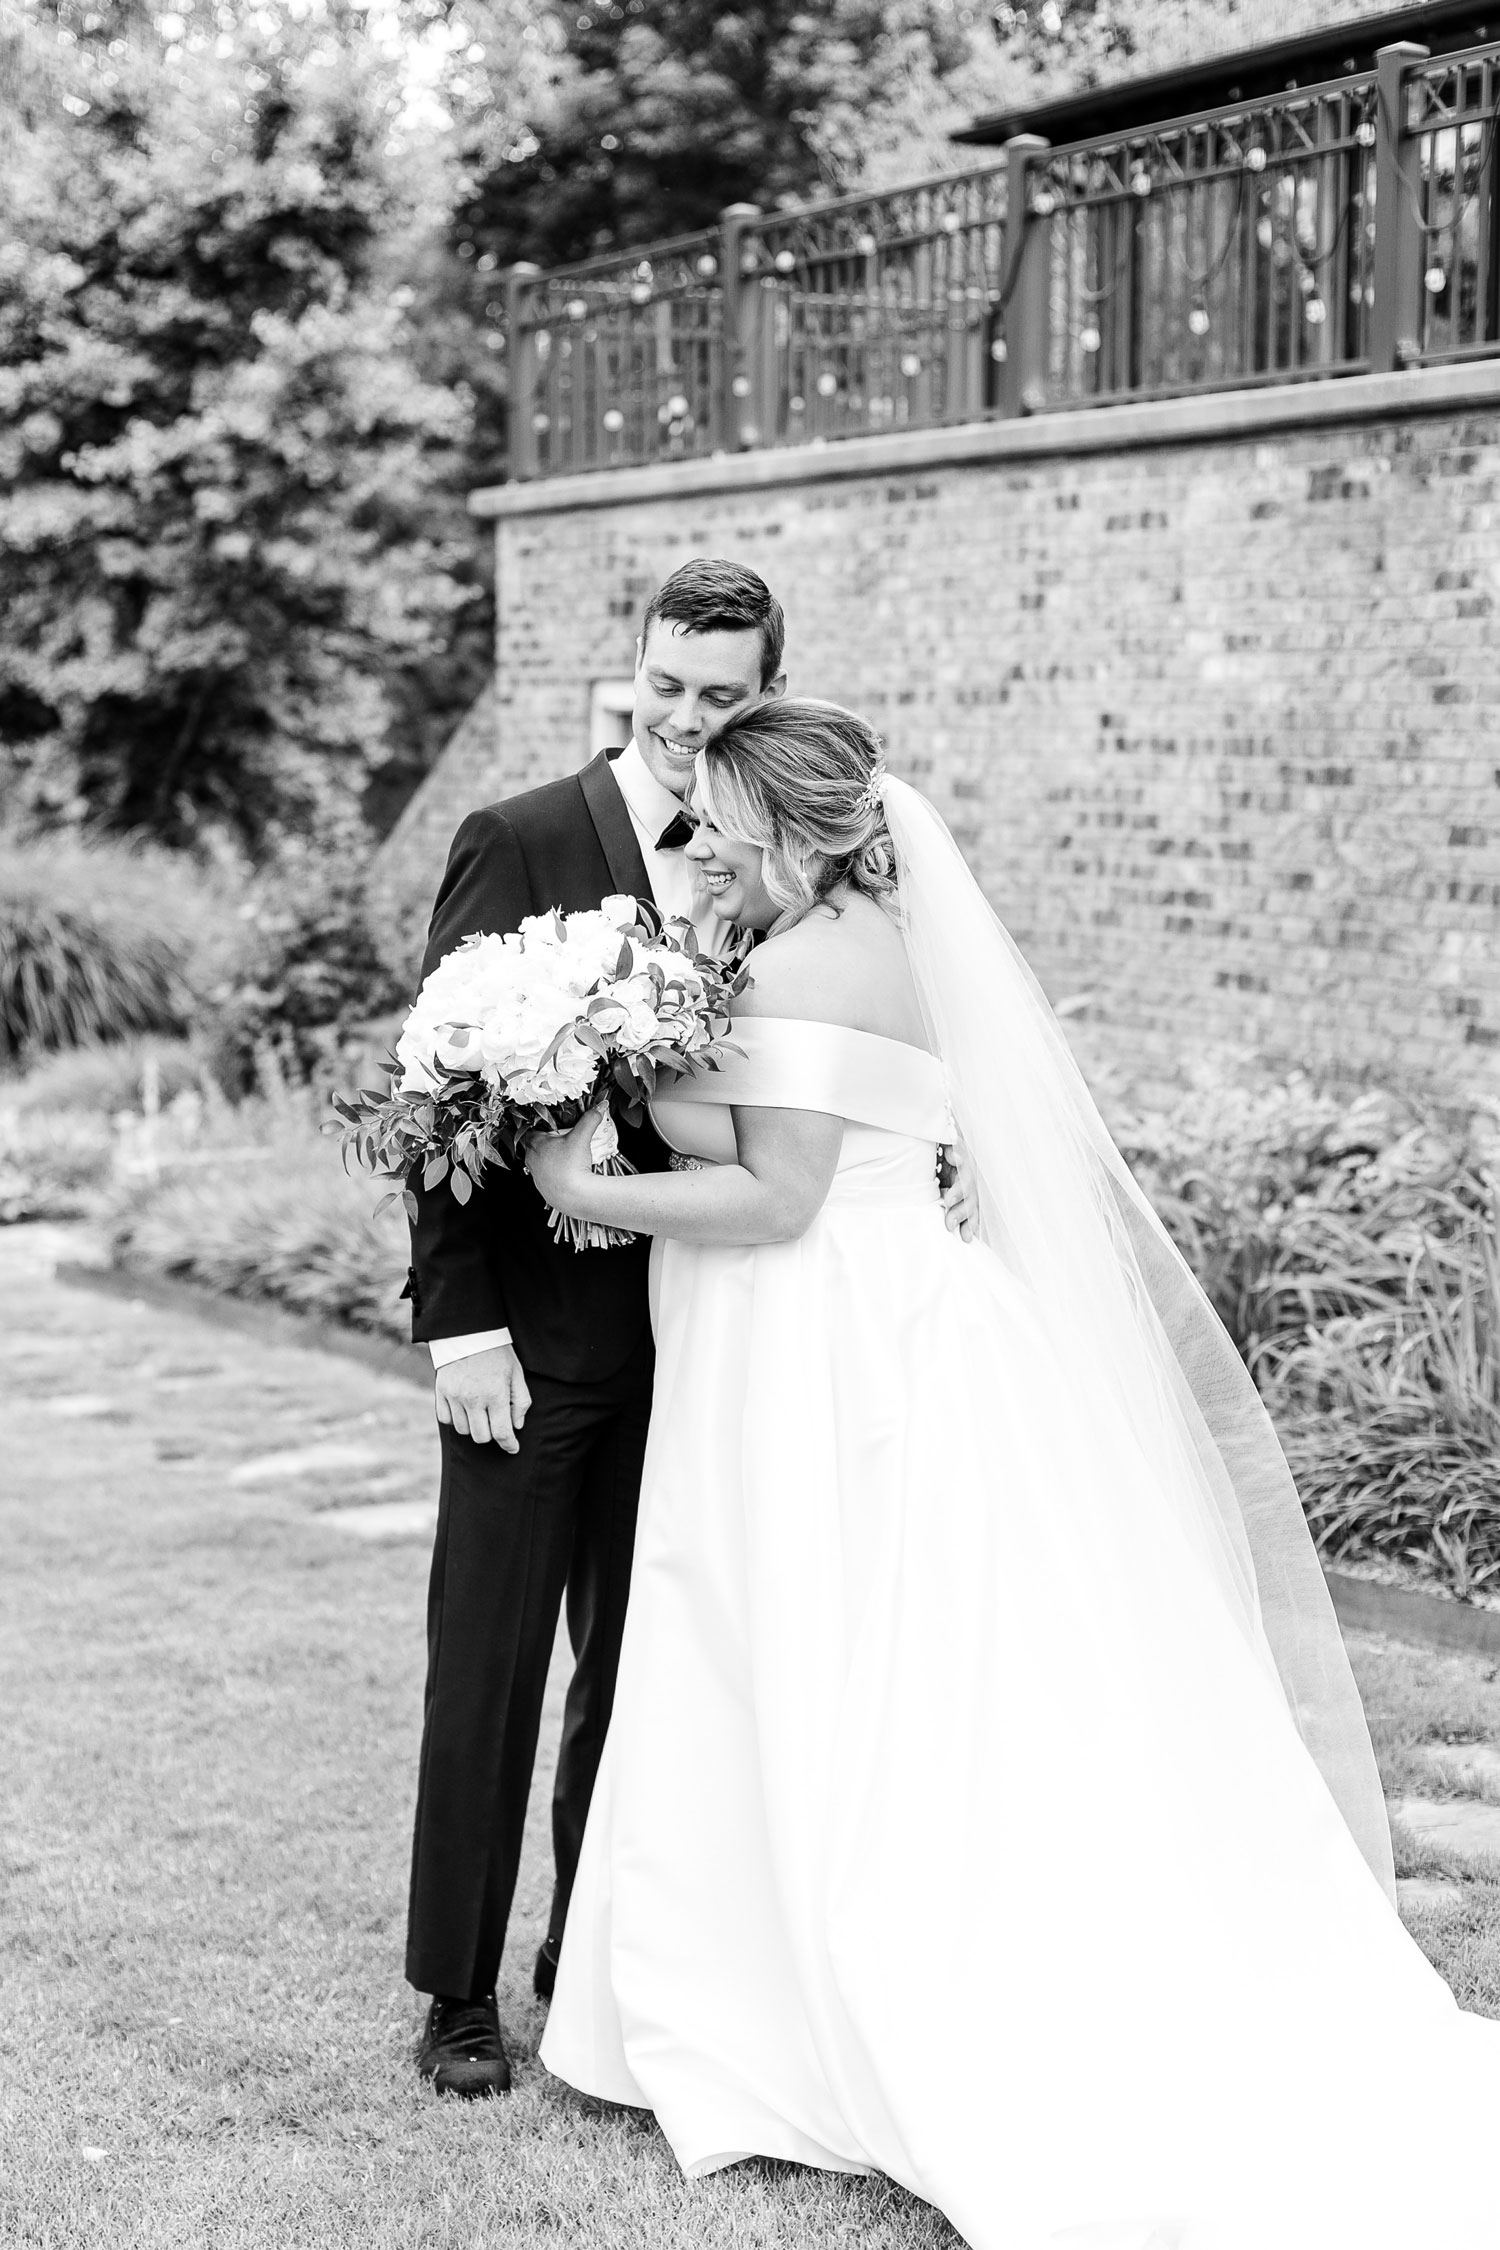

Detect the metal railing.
xmin=503 ymin=36 xmax=1500 ymax=479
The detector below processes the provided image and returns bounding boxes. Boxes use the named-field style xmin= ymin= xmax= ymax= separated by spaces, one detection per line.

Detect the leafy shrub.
xmin=201 ymin=832 xmax=412 ymax=1095
xmin=0 ymin=834 xmax=228 ymax=1062
xmin=0 ymin=1106 xmax=114 ymax=1222
xmin=4 ymin=1033 xmax=206 ymax=1119
xmin=0 ymin=1033 xmax=219 ymax=1223
xmin=1108 ymin=1060 xmax=1500 ymax=1599
xmin=105 ymin=1087 xmax=409 ymax=1340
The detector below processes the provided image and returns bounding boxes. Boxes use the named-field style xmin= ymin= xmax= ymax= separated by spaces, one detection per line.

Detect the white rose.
xmin=541 ymin=1031 xmax=601 ymax=1103
xmin=433 ymin=1021 xmax=484 ymax=1074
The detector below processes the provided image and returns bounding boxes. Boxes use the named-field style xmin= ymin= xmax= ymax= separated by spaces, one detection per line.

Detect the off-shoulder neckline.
xmin=729 ymin=1015 xmax=940 ymax=1068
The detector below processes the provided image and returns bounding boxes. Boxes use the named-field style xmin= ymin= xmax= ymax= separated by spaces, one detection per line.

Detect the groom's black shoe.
xmin=416 ymin=1994 xmax=511 ymax=2098
xmin=533 ymin=1935 xmax=562 ymax=2001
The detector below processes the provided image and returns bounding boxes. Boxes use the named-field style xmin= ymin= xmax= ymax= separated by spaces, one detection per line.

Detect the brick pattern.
xmin=375 ymin=414 xmax=1500 ymax=1084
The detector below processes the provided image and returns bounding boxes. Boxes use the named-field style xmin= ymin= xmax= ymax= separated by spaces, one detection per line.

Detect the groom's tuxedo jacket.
xmin=404 ymin=751 xmax=670 ymax=1386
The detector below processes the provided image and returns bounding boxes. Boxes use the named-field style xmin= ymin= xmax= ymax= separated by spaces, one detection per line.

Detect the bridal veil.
xmin=882 ymin=775 xmax=1395 ymax=1902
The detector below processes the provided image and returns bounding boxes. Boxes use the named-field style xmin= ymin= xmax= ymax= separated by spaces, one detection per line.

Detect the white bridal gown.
xmin=540 ymin=1017 xmax=1500 ymax=2250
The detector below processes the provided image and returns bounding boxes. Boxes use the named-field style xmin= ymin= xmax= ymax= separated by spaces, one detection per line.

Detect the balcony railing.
xmin=504 ymin=36 xmax=1500 ymax=480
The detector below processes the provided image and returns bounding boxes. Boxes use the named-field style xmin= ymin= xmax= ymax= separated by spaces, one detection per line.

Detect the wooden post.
xmin=998 ymin=134 xmax=1052 ymax=417
xmin=504 ymin=262 xmax=543 ymax=479
xmin=719 ymin=204 xmax=765 ymax=450
xmin=1370 ymin=42 xmax=1430 ymax=373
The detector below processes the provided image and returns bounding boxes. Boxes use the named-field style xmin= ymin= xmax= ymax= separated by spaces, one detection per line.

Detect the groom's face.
xmin=633 ymin=620 xmax=781 ymax=799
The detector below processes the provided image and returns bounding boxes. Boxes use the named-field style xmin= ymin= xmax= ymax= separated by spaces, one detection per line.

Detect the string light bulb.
xmin=1244 ymin=146 xmax=1267 ymax=173
xmin=1304 ymin=295 xmax=1327 ymax=324
xmin=1187 ymin=303 xmax=1211 ymax=336
xmin=1425 ymin=264 xmax=1448 ymax=293
xmin=603 ymin=408 xmax=624 ymax=432
xmin=1079 ymin=324 xmax=1102 ymax=353
xmin=817 ymin=370 xmax=839 ymax=396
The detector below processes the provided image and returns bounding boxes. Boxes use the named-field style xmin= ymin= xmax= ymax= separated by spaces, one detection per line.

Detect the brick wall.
xmin=376 ymin=388 xmax=1500 ymax=1088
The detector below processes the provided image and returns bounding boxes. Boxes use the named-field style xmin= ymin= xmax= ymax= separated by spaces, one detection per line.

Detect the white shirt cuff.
xmin=428 ymin=1328 xmax=512 ymax=1368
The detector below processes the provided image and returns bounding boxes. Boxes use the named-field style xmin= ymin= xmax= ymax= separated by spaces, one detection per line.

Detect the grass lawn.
xmin=2 ymin=1223 xmax=1497 ymax=2250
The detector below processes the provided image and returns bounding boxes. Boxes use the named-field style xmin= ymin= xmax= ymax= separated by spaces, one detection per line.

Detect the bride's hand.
xmin=524 ymin=1105 xmax=606 ymax=1215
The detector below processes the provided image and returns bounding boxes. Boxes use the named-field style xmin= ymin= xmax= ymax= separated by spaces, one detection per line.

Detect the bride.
xmin=523 ymin=699 xmax=1500 ymax=2250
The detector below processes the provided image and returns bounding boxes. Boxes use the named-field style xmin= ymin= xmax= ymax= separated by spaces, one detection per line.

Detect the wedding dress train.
xmin=539 ymin=1013 xmax=1500 ymax=2248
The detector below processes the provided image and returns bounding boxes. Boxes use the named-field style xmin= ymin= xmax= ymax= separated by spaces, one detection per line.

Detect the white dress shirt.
xmin=429 ymin=741 xmax=722 ymax=1370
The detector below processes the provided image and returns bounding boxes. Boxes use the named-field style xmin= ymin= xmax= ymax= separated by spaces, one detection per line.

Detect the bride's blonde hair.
xmin=694 ymin=699 xmax=898 ymax=933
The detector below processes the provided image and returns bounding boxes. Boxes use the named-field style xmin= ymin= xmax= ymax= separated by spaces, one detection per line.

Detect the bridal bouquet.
xmin=336 ymin=895 xmax=743 ymax=1250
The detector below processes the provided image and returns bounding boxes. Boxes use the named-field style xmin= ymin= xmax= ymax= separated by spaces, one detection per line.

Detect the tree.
xmin=456 ymin=0 xmax=992 ymax=271
xmin=0 ymin=0 xmax=486 ymax=853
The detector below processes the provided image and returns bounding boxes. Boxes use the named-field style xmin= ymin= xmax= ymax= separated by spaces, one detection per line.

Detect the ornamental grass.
xmin=1114 ymin=1066 xmax=1500 ymax=1600
xmin=0 ymin=833 xmax=227 ymax=1062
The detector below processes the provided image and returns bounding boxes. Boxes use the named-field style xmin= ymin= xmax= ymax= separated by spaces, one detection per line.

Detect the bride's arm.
xmin=524 ymin=1101 xmax=841 ymax=1247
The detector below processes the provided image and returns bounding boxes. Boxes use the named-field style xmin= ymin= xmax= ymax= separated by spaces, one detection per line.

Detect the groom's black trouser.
xmin=404 ymin=1333 xmax=653 ymax=2002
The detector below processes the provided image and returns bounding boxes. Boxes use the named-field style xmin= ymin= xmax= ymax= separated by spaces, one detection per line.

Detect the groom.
xmin=402 ymin=558 xmax=787 ymax=2095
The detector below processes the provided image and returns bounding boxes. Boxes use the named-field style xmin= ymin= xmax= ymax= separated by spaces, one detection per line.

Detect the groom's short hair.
xmin=642 ymin=559 xmax=785 ymax=687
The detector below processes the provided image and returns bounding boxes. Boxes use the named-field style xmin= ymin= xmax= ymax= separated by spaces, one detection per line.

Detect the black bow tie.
xmin=655 ymin=809 xmax=697 ymax=851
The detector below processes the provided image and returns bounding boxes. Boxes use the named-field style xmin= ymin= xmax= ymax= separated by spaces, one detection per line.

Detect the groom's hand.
xmin=938 ymin=1137 xmax=979 ymax=1243
xmin=434 ymin=1342 xmax=531 ymax=1455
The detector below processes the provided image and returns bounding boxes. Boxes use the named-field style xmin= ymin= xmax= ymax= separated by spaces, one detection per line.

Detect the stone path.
xmin=6 ymin=1225 xmax=446 ymax=1548
xmin=1391 ymin=1797 xmax=1500 ymax=1862
xmin=0 ymin=1218 xmax=567 ymax=1993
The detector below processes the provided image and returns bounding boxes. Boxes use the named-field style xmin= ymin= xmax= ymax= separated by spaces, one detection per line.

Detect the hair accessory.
xmin=855 ymin=758 xmax=886 ymax=820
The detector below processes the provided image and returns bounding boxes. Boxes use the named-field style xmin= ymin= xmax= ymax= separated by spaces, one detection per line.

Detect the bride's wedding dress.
xmin=541 ymin=791 xmax=1500 ymax=2250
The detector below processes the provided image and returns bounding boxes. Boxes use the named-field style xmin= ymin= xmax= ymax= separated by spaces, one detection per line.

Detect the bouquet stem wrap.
xmin=545 ymin=1108 xmax=638 ymax=1253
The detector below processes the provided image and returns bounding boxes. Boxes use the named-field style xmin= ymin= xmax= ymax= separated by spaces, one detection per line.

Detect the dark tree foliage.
xmin=0 ymin=0 xmax=485 ymax=855
xmin=459 ymin=0 xmax=978 ymax=270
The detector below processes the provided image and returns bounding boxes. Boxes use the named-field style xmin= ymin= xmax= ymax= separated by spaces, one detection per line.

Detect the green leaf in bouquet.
xmin=613 ymin=1059 xmax=641 ymax=1099
xmin=614 ymin=938 xmax=634 ymax=981
xmin=450 ymin=1168 xmax=473 ymax=1206
xmin=373 ymin=1189 xmax=401 ymax=1216
xmin=402 ymin=1188 xmax=419 ymax=1223
xmin=575 ymin=1021 xmax=609 ymax=1059
xmin=423 ymin=1153 xmax=450 ymax=1191
xmin=621 ymin=1099 xmax=644 ymax=1130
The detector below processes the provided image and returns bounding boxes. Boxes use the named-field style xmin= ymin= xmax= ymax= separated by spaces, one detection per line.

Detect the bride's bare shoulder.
xmin=734 ymin=897 xmax=926 ymax=1045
